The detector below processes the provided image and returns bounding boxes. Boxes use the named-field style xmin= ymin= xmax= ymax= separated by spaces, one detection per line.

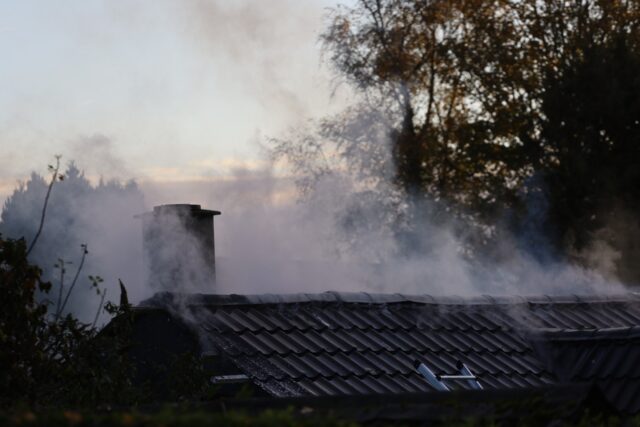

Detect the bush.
xmin=0 ymin=234 xmax=137 ymax=407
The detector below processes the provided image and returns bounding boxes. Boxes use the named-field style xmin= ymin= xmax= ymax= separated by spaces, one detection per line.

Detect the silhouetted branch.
xmin=92 ymin=288 xmax=107 ymax=330
xmin=59 ymin=244 xmax=88 ymax=317
xmin=54 ymin=258 xmax=67 ymax=319
xmin=26 ymin=155 xmax=62 ymax=257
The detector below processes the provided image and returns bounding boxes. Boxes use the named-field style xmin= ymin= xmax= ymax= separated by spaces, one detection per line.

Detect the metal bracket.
xmin=414 ymin=360 xmax=483 ymax=391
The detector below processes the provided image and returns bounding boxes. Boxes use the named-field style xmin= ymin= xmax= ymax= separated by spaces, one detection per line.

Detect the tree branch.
xmin=26 ymin=155 xmax=61 ymax=257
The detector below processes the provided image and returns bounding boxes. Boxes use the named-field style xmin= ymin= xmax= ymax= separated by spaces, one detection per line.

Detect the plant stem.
xmin=92 ymin=289 xmax=107 ymax=330
xmin=26 ymin=155 xmax=61 ymax=258
xmin=55 ymin=259 xmax=65 ymax=319
xmin=59 ymin=245 xmax=87 ymax=316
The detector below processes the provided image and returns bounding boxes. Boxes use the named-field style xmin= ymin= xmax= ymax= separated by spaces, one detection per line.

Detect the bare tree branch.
xmin=26 ymin=155 xmax=62 ymax=257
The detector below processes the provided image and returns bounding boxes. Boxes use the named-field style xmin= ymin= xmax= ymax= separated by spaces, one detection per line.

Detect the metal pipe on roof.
xmin=414 ymin=360 xmax=450 ymax=391
xmin=457 ymin=360 xmax=483 ymax=390
xmin=437 ymin=375 xmax=477 ymax=380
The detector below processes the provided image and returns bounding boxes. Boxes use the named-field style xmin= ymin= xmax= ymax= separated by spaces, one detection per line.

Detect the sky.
xmin=0 ymin=0 xmax=349 ymax=207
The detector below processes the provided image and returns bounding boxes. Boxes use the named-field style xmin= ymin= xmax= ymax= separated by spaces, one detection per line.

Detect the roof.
xmin=534 ymin=326 xmax=640 ymax=414
xmin=140 ymin=291 xmax=640 ymax=412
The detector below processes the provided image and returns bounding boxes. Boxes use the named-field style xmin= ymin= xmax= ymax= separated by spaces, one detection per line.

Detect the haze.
xmin=0 ymin=0 xmax=348 ymax=206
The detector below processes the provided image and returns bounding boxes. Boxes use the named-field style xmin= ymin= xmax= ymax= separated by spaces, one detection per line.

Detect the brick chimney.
xmin=140 ymin=204 xmax=221 ymax=292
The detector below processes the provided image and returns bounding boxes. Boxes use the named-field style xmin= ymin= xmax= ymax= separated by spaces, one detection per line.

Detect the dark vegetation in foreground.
xmin=2 ymin=394 xmax=640 ymax=427
xmin=0 ymin=234 xmax=214 ymax=408
xmin=0 ymin=160 xmax=210 ymax=408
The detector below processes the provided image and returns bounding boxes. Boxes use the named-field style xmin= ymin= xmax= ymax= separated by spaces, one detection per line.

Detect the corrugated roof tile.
xmin=265 ymin=354 xmax=307 ymax=379
xmin=296 ymin=378 xmax=324 ymax=396
xmin=347 ymin=308 xmax=387 ymax=331
xmin=604 ymin=306 xmax=640 ymax=326
xmin=378 ymin=306 xmax=412 ymax=330
xmin=358 ymin=375 xmax=393 ymax=394
xmin=294 ymin=328 xmax=341 ymax=353
xmin=242 ymin=309 xmax=281 ymax=332
xmin=318 ymin=328 xmax=359 ymax=352
xmin=210 ymin=309 xmax=247 ymax=332
xmin=283 ymin=329 xmax=325 ymax=353
xmin=488 ymin=329 xmax=528 ymax=352
xmin=231 ymin=331 xmax=273 ymax=355
xmin=340 ymin=375 xmax=378 ymax=394
xmin=329 ymin=307 xmax=371 ymax=330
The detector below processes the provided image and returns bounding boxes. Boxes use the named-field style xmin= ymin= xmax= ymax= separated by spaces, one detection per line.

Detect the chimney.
xmin=140 ymin=204 xmax=221 ymax=292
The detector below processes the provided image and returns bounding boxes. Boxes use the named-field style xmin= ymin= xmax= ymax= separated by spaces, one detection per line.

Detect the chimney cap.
xmin=136 ymin=204 xmax=221 ymax=218
xmin=152 ymin=204 xmax=221 ymax=217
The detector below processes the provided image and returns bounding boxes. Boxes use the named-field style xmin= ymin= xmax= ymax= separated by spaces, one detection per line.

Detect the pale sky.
xmin=0 ymin=0 xmax=349 ymax=205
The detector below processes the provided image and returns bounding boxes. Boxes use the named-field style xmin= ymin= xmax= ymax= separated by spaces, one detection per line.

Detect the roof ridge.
xmin=140 ymin=291 xmax=640 ymax=308
xmin=533 ymin=325 xmax=640 ymax=341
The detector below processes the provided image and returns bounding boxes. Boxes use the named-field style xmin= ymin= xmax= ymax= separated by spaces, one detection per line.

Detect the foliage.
xmin=1 ymin=407 xmax=360 ymax=427
xmin=0 ymin=232 xmax=218 ymax=407
xmin=0 ymin=405 xmax=638 ymax=427
xmin=0 ymin=234 xmax=136 ymax=407
xmin=274 ymin=0 xmax=640 ymax=278
xmin=0 ymin=162 xmax=144 ymax=321
xmin=538 ymin=35 xmax=640 ymax=282
xmin=0 ymin=236 xmax=51 ymax=406
xmin=0 ymin=158 xmax=215 ymax=408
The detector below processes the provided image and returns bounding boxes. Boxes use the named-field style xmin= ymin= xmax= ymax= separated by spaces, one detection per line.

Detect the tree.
xmin=0 ymin=166 xmax=135 ymax=407
xmin=274 ymin=0 xmax=640 ymax=276
xmin=539 ymin=35 xmax=640 ymax=282
xmin=0 ymin=160 xmax=210 ymax=407
xmin=320 ymin=0 xmax=525 ymax=214
xmin=0 ymin=162 xmax=145 ymax=321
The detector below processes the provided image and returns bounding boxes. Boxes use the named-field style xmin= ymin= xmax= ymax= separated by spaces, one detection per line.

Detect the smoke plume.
xmin=0 ymin=151 xmax=628 ymax=326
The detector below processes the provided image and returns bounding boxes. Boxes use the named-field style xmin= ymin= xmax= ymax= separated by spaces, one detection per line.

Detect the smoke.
xmin=175 ymin=0 xmax=328 ymax=123
xmin=202 ymin=103 xmax=629 ymax=296
xmin=206 ymin=166 xmax=624 ymax=296
xmin=69 ymin=133 xmax=133 ymax=180
xmin=0 ymin=149 xmax=628 ymax=328
xmin=573 ymin=205 xmax=640 ymax=285
xmin=141 ymin=205 xmax=215 ymax=294
xmin=0 ymin=162 xmax=145 ymax=324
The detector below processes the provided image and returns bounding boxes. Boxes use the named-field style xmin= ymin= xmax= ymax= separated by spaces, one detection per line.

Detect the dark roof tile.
xmin=378 ymin=306 xmax=413 ymax=330
xmin=323 ymin=307 xmax=369 ymax=330
xmin=266 ymin=354 xmax=307 ymax=380
xmin=210 ymin=309 xmax=247 ymax=332
xmin=231 ymin=331 xmax=272 ymax=356
xmin=404 ymin=372 xmax=432 ymax=392
xmin=296 ymin=329 xmax=341 ymax=353
xmin=242 ymin=309 xmax=282 ymax=332
xmin=318 ymin=329 xmax=359 ymax=352
xmin=488 ymin=330 xmax=528 ymax=352
xmin=606 ymin=306 xmax=640 ymax=326
xmin=296 ymin=378 xmax=323 ymax=396
xmin=284 ymin=331 xmax=325 ymax=355
xmin=347 ymin=308 xmax=387 ymax=330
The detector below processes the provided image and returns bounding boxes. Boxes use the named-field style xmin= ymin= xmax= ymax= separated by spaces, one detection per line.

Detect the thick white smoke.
xmin=0 ymin=150 xmax=627 ymax=327
xmin=207 ymin=168 xmax=625 ymax=296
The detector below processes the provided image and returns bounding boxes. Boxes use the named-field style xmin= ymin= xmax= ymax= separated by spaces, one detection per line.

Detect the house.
xmin=124 ymin=204 xmax=640 ymax=418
